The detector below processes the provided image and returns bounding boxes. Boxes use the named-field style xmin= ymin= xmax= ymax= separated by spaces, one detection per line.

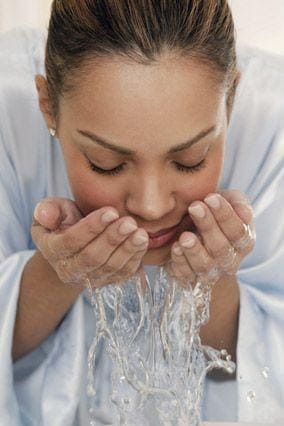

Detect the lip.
xmin=148 ymin=226 xmax=179 ymax=249
xmin=147 ymin=225 xmax=177 ymax=238
xmin=146 ymin=215 xmax=195 ymax=250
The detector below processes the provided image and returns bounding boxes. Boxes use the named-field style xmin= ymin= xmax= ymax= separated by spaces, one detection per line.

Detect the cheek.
xmin=178 ymin=143 xmax=224 ymax=203
xmin=73 ymin=180 xmax=121 ymax=216
xmin=63 ymin=151 xmax=124 ymax=216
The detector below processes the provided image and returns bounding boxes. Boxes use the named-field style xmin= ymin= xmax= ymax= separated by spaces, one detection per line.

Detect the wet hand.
xmin=31 ymin=198 xmax=149 ymax=289
xmin=165 ymin=190 xmax=256 ymax=287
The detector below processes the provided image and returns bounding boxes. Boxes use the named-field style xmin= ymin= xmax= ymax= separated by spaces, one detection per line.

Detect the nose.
xmin=125 ymin=172 xmax=176 ymax=222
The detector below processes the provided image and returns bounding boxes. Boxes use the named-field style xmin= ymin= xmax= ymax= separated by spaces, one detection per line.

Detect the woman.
xmin=0 ymin=0 xmax=283 ymax=424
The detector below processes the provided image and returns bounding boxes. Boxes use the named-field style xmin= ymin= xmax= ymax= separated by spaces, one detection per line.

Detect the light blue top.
xmin=0 ymin=28 xmax=283 ymax=425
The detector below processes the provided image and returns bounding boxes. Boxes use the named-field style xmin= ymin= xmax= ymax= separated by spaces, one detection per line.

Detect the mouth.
xmin=146 ymin=216 xmax=195 ymax=250
xmin=147 ymin=225 xmax=177 ymax=238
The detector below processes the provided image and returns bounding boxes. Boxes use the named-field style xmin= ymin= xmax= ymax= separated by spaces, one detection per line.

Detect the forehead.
xmin=61 ymin=54 xmax=227 ymax=149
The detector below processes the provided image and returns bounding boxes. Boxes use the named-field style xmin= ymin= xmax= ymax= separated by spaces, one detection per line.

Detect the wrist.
xmin=33 ymin=250 xmax=85 ymax=297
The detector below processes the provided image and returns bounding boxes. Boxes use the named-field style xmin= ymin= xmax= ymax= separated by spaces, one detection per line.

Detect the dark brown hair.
xmin=46 ymin=0 xmax=238 ymax=116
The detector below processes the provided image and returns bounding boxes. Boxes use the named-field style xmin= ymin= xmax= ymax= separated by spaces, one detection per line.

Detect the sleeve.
xmin=0 ymin=29 xmax=87 ymax=426
xmin=236 ymin=109 xmax=284 ymax=421
xmin=216 ymin=46 xmax=284 ymax=423
xmin=0 ymin=127 xmax=88 ymax=426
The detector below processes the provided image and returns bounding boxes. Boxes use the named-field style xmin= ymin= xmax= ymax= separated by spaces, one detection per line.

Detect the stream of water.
xmin=85 ymin=266 xmax=235 ymax=425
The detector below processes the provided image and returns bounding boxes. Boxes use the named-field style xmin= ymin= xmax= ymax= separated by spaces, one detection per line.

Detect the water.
xmin=85 ymin=266 xmax=235 ymax=425
xmin=247 ymin=390 xmax=256 ymax=404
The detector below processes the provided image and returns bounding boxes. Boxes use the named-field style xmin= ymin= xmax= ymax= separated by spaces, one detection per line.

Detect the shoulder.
xmin=235 ymin=44 xmax=284 ymax=123
xmin=0 ymin=26 xmax=46 ymax=72
xmin=0 ymin=27 xmax=46 ymax=114
xmin=220 ymin=45 xmax=284 ymax=205
xmin=0 ymin=27 xmax=47 ymax=153
xmin=0 ymin=28 xmax=49 ymax=218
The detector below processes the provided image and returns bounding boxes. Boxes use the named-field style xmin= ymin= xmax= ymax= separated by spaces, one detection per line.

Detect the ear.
xmin=35 ymin=75 xmax=56 ymax=131
xmin=226 ymin=69 xmax=242 ymax=122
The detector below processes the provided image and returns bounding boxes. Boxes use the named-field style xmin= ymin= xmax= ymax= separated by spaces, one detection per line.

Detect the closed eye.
xmin=86 ymin=156 xmax=207 ymax=176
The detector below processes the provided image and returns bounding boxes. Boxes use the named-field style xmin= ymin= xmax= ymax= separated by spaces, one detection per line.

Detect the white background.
xmin=0 ymin=0 xmax=284 ymax=56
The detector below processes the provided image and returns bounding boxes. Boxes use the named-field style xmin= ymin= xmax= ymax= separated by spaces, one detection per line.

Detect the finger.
xmin=187 ymin=200 xmax=235 ymax=260
xmin=218 ymin=189 xmax=254 ymax=224
xmin=170 ymin=242 xmax=196 ymax=285
xmin=108 ymin=245 xmax=149 ymax=284
xmin=179 ymin=233 xmax=218 ymax=280
xmin=72 ymin=218 xmax=142 ymax=272
xmin=33 ymin=198 xmax=82 ymax=230
xmin=87 ymin=237 xmax=149 ymax=288
xmin=95 ymin=229 xmax=149 ymax=276
xmin=203 ymin=193 xmax=255 ymax=254
xmin=42 ymin=207 xmax=121 ymax=257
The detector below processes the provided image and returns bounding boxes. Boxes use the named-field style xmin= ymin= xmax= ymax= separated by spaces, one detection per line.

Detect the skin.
xmin=34 ymin=53 xmax=256 ymax=362
xmin=36 ymin=54 xmax=231 ymax=266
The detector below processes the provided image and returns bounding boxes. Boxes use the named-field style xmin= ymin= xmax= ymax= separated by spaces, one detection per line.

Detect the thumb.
xmin=34 ymin=198 xmax=83 ymax=231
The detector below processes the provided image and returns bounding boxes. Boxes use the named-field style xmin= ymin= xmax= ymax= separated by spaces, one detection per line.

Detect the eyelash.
xmin=86 ymin=158 xmax=207 ymax=176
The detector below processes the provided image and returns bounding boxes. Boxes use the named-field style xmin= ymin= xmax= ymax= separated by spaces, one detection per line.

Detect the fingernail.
xmin=101 ymin=210 xmax=119 ymax=224
xmin=234 ymin=196 xmax=251 ymax=206
xmin=173 ymin=246 xmax=183 ymax=256
xmin=188 ymin=204 xmax=205 ymax=218
xmin=34 ymin=202 xmax=50 ymax=221
xmin=119 ymin=221 xmax=137 ymax=235
xmin=132 ymin=231 xmax=148 ymax=246
xmin=181 ymin=235 xmax=196 ymax=248
xmin=34 ymin=203 xmax=42 ymax=221
xmin=204 ymin=194 xmax=221 ymax=209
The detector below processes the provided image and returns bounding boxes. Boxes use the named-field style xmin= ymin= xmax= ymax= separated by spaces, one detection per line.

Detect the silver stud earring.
xmin=49 ymin=128 xmax=56 ymax=137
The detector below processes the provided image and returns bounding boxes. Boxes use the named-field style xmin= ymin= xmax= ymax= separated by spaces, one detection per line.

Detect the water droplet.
xmin=261 ymin=366 xmax=269 ymax=379
xmin=221 ymin=349 xmax=228 ymax=357
xmin=123 ymin=398 xmax=130 ymax=405
xmin=226 ymin=354 xmax=232 ymax=361
xmin=247 ymin=390 xmax=256 ymax=403
xmin=87 ymin=385 xmax=96 ymax=397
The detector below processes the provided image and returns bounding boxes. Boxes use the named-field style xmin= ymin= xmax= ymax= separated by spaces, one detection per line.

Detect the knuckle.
xmin=121 ymin=265 xmax=134 ymax=278
xmin=172 ymin=269 xmax=186 ymax=282
xmin=106 ymin=232 xmax=121 ymax=247
xmin=55 ymin=258 xmax=72 ymax=282
xmin=217 ymin=208 xmax=232 ymax=224
xmin=230 ymin=224 xmax=248 ymax=242
xmin=79 ymin=250 xmax=102 ymax=270
xmin=130 ymin=249 xmax=146 ymax=260
xmin=211 ymin=244 xmax=231 ymax=259
xmin=102 ymin=263 xmax=116 ymax=275
xmin=173 ymin=253 xmax=187 ymax=264
xmin=196 ymin=259 xmax=215 ymax=275
xmin=199 ymin=221 xmax=213 ymax=234
xmin=60 ymin=234 xmax=78 ymax=253
xmin=243 ymin=239 xmax=255 ymax=253
xmin=37 ymin=234 xmax=58 ymax=261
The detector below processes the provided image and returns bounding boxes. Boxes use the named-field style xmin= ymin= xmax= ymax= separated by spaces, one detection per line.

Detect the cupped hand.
xmin=165 ymin=190 xmax=256 ymax=287
xmin=31 ymin=198 xmax=149 ymax=289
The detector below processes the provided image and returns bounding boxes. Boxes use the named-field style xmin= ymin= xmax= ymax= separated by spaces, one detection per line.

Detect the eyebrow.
xmin=77 ymin=125 xmax=216 ymax=156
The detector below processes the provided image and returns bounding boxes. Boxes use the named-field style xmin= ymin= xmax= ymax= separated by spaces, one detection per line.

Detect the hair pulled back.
xmin=46 ymin=0 xmax=238 ymax=115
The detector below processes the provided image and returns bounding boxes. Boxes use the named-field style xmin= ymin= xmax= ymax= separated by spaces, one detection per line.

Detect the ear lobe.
xmin=236 ymin=70 xmax=241 ymax=86
xmin=35 ymin=74 xmax=56 ymax=129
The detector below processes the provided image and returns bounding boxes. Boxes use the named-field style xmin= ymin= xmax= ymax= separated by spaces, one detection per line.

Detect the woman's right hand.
xmin=31 ymin=198 xmax=149 ymax=289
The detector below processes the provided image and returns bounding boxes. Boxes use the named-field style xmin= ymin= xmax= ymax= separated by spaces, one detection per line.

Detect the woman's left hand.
xmin=165 ymin=190 xmax=256 ymax=286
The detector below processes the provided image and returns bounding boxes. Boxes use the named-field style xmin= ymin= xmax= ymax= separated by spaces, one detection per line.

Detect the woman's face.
xmin=43 ymin=55 xmax=229 ymax=265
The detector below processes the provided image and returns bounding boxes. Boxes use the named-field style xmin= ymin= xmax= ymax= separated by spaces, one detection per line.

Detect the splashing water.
xmin=85 ymin=266 xmax=235 ymax=425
